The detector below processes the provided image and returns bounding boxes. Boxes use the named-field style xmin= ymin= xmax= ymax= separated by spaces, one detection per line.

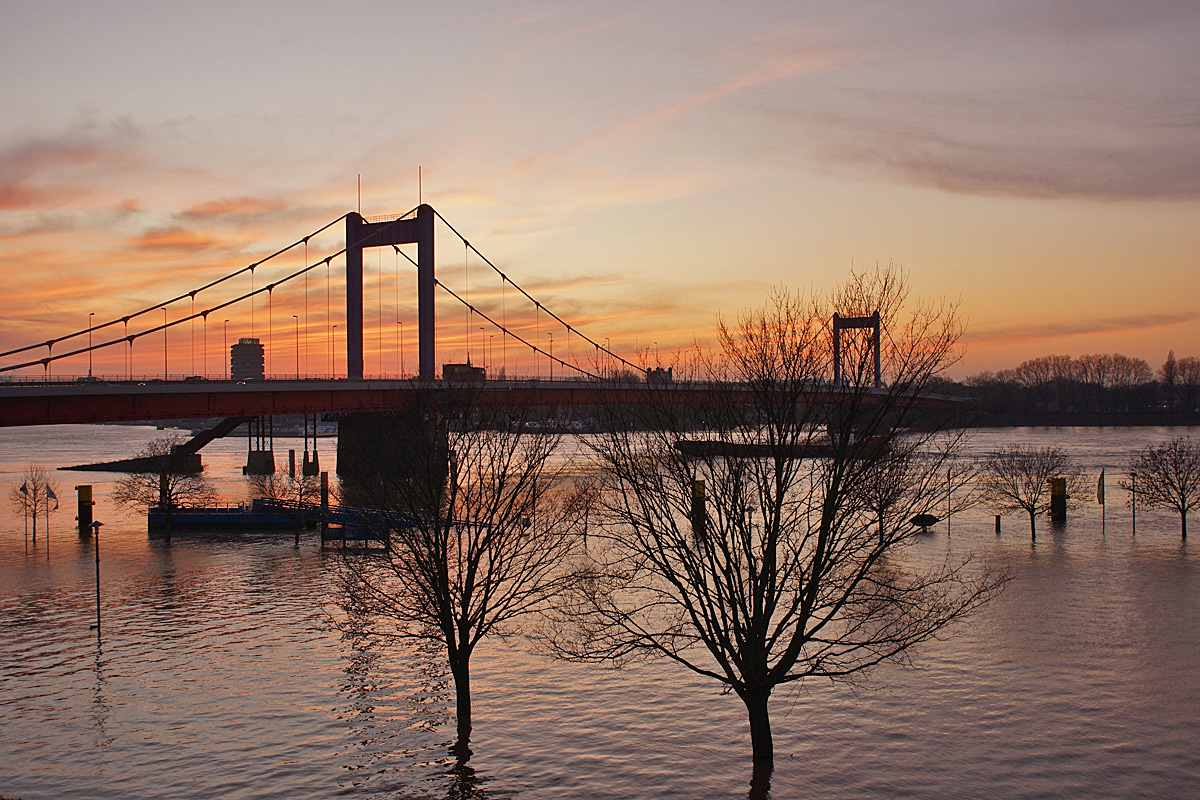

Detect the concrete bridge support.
xmin=243 ymin=416 xmax=276 ymax=475
xmin=302 ymin=414 xmax=321 ymax=476
xmin=336 ymin=408 xmax=448 ymax=508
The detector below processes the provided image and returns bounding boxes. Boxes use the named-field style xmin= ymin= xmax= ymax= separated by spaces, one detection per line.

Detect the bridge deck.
xmin=0 ymin=379 xmax=958 ymax=428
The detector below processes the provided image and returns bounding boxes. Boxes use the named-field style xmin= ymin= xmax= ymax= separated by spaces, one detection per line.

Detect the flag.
xmin=46 ymin=486 xmax=59 ymax=511
xmin=19 ymin=480 xmax=28 ymax=496
xmin=1097 ymin=469 xmax=1105 ymax=505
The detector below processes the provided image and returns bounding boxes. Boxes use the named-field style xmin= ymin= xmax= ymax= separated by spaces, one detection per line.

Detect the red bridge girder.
xmin=0 ymin=379 xmax=959 ymax=428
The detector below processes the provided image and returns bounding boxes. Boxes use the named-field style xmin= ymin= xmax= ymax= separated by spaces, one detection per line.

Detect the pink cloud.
xmin=130 ymin=226 xmax=226 ymax=253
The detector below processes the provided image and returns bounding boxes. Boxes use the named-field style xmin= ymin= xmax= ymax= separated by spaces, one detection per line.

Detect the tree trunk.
xmin=451 ymin=653 xmax=473 ymax=748
xmin=1029 ymin=509 xmax=1037 ymax=542
xmin=742 ymin=687 xmax=774 ymax=768
xmin=1182 ymin=510 xmax=1188 ymax=541
xmin=748 ymin=759 xmax=773 ymax=800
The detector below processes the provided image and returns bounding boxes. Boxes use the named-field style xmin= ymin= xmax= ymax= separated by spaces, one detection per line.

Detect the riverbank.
xmin=970 ymin=411 xmax=1200 ymax=428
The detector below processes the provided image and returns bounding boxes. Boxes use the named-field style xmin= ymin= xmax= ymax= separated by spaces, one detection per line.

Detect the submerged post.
xmin=75 ymin=484 xmax=93 ymax=535
xmin=1050 ymin=477 xmax=1067 ymax=523
xmin=91 ymin=520 xmax=103 ymax=639
xmin=320 ymin=471 xmax=329 ymax=539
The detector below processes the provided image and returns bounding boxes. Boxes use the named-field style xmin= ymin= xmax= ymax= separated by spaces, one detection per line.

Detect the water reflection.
xmin=91 ymin=645 xmax=115 ymax=748
xmin=747 ymin=763 xmax=771 ymax=800
xmin=445 ymin=751 xmax=498 ymax=800
xmin=2 ymin=425 xmax=1199 ymax=798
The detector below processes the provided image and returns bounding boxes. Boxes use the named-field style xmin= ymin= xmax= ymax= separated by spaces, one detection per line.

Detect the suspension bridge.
xmin=0 ymin=203 xmax=956 ymax=480
xmin=0 ymin=204 xmax=658 ymax=426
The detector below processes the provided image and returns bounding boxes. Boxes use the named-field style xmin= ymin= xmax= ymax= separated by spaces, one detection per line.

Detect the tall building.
xmin=231 ymin=337 xmax=265 ymax=381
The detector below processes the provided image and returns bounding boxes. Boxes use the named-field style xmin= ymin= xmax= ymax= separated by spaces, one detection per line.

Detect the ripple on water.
xmin=2 ymin=426 xmax=1200 ymax=798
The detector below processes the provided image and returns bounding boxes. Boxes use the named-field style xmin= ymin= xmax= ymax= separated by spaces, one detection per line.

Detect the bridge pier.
xmin=243 ymin=416 xmax=276 ymax=475
xmin=336 ymin=408 xmax=447 ymax=507
xmin=302 ymin=414 xmax=320 ymax=476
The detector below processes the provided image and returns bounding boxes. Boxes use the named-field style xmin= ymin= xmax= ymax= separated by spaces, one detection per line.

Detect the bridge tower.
xmin=832 ymin=311 xmax=882 ymax=389
xmin=345 ymin=204 xmax=436 ymax=381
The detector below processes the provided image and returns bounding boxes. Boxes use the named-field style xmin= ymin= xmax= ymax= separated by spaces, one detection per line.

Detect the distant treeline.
xmin=945 ymin=351 xmax=1200 ymax=424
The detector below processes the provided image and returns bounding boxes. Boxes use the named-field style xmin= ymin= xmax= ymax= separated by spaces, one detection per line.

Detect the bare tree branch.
xmin=545 ymin=270 xmax=1005 ymax=775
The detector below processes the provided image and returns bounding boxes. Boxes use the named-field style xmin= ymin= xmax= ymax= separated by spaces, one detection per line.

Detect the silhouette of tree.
xmin=548 ymin=269 xmax=1003 ymax=784
xmin=978 ymin=445 xmax=1089 ymax=540
xmin=8 ymin=463 xmax=59 ymax=543
xmin=1160 ymin=351 xmax=1178 ymax=412
xmin=335 ymin=390 xmax=586 ymax=756
xmin=247 ymin=470 xmax=319 ymax=542
xmin=111 ymin=435 xmax=218 ymax=532
xmin=1122 ymin=436 xmax=1200 ymax=539
xmin=1178 ymin=356 xmax=1200 ymax=413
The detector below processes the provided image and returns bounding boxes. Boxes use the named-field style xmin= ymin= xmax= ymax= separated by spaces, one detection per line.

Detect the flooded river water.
xmin=1 ymin=425 xmax=1197 ymax=798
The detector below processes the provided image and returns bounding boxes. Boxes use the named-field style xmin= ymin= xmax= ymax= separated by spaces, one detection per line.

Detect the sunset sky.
xmin=2 ymin=1 xmax=1198 ymax=380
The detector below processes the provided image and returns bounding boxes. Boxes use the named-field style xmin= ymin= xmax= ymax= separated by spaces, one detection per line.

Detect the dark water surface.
xmin=1 ymin=425 xmax=1198 ymax=799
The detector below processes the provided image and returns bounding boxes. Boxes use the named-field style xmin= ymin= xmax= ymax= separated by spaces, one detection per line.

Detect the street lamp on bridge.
xmin=88 ymin=312 xmax=94 ymax=378
xmin=224 ymin=319 xmax=229 ymax=380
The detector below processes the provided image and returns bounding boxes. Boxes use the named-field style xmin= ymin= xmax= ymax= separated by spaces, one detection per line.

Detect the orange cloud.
xmin=179 ymin=196 xmax=287 ymax=222
xmin=130 ymin=227 xmax=227 ymax=253
xmin=0 ymin=182 xmax=36 ymax=210
xmin=967 ymin=310 xmax=1200 ymax=344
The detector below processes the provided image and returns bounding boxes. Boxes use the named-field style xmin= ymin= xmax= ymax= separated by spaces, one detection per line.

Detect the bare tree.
xmin=8 ymin=464 xmax=59 ymax=544
xmin=548 ymin=270 xmax=1003 ymax=785
xmin=1160 ymin=351 xmax=1178 ymax=412
xmin=1178 ymin=356 xmax=1200 ymax=413
xmin=1122 ymin=437 xmax=1200 ymax=539
xmin=247 ymin=471 xmax=320 ymax=543
xmin=978 ymin=446 xmax=1089 ymax=540
xmin=335 ymin=392 xmax=585 ymax=756
xmin=111 ymin=435 xmax=218 ymax=532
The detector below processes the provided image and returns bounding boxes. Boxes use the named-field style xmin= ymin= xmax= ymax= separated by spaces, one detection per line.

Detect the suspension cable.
xmin=0 ymin=213 xmax=349 ymax=361
xmin=432 ymin=209 xmax=641 ymax=374
xmin=390 ymin=246 xmax=597 ymax=379
xmin=1 ymin=208 xmax=421 ymax=374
